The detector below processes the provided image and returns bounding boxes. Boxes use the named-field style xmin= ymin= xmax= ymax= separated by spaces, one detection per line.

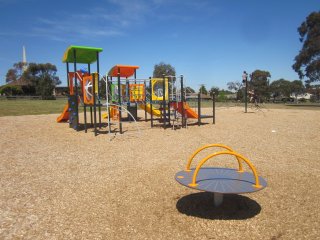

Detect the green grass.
xmin=0 ymin=98 xmax=319 ymax=117
xmin=0 ymin=98 xmax=68 ymax=117
xmin=213 ymin=101 xmax=320 ymax=110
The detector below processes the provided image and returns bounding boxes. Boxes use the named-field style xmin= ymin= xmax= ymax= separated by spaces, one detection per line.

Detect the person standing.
xmin=242 ymin=71 xmax=248 ymax=85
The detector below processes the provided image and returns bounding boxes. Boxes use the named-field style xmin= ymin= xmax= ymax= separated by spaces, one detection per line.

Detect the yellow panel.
xmin=151 ymin=78 xmax=168 ymax=101
xmin=93 ymin=73 xmax=99 ymax=94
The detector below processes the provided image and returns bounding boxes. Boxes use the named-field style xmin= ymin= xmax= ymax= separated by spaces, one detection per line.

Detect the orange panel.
xmin=111 ymin=105 xmax=119 ymax=120
xmin=129 ymin=84 xmax=145 ymax=102
xmin=83 ymin=75 xmax=94 ymax=105
xmin=108 ymin=65 xmax=139 ymax=78
xmin=68 ymin=71 xmax=88 ymax=95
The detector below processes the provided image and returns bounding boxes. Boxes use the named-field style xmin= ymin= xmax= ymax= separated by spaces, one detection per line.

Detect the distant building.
xmin=54 ymin=86 xmax=69 ymax=96
xmin=225 ymin=93 xmax=237 ymax=100
xmin=290 ymin=93 xmax=313 ymax=100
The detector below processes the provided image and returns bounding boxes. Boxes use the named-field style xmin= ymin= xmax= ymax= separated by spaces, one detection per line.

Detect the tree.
xmin=227 ymin=81 xmax=242 ymax=92
xmin=0 ymin=85 xmax=23 ymax=96
xmin=249 ymin=70 xmax=271 ymax=101
xmin=6 ymin=69 xmax=17 ymax=83
xmin=153 ymin=62 xmax=176 ymax=94
xmin=5 ymin=62 xmax=28 ymax=83
xmin=153 ymin=62 xmax=176 ymax=78
xmin=199 ymin=85 xmax=208 ymax=95
xmin=209 ymin=86 xmax=219 ymax=97
xmin=305 ymin=80 xmax=320 ymax=101
xmin=23 ymin=63 xmax=61 ymax=99
xmin=292 ymin=11 xmax=320 ymax=83
xmin=227 ymin=81 xmax=243 ymax=100
xmin=185 ymin=86 xmax=195 ymax=94
xmin=291 ymin=80 xmax=305 ymax=100
xmin=269 ymin=79 xmax=292 ymax=98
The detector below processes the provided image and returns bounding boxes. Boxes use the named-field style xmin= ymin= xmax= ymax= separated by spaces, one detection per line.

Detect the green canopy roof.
xmin=62 ymin=45 xmax=103 ymax=64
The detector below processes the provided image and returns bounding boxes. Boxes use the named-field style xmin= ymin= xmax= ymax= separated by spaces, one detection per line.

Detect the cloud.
xmin=0 ymin=0 xmax=218 ymax=42
xmin=0 ymin=0 xmax=35 ymax=6
xmin=27 ymin=0 xmax=157 ymax=42
xmin=30 ymin=12 xmax=125 ymax=42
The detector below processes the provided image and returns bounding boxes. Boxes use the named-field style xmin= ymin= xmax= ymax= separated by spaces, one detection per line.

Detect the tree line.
xmin=152 ymin=62 xmax=232 ymax=101
xmin=227 ymin=70 xmax=307 ymax=102
xmin=1 ymin=62 xmax=60 ymax=99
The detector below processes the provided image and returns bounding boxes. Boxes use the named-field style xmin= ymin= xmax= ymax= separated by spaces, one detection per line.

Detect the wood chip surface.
xmin=0 ymin=107 xmax=319 ymax=239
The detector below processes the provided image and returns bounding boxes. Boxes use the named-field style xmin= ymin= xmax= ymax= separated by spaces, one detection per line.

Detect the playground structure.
xmin=57 ymin=46 xmax=103 ymax=135
xmin=57 ymin=45 xmax=216 ymax=136
xmin=175 ymin=144 xmax=267 ymax=207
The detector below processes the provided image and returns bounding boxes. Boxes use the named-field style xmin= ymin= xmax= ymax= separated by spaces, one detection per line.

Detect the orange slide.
xmin=56 ymin=103 xmax=69 ymax=122
xmin=170 ymin=102 xmax=198 ymax=119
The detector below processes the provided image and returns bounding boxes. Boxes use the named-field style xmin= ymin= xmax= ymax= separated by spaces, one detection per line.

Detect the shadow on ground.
xmin=176 ymin=192 xmax=261 ymax=220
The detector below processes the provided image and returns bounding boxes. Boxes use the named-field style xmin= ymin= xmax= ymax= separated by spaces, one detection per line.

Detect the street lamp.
xmin=242 ymin=71 xmax=248 ymax=113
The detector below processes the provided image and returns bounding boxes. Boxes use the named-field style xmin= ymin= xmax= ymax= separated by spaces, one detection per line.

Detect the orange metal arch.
xmin=186 ymin=144 xmax=243 ymax=173
xmin=188 ymin=151 xmax=262 ymax=189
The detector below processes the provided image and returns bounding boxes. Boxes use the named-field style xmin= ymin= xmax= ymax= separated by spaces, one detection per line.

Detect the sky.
xmin=0 ymin=0 xmax=319 ymax=91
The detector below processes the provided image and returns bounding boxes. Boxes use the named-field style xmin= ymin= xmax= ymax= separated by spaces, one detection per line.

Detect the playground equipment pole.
xmin=167 ymin=76 xmax=171 ymax=126
xmin=162 ymin=74 xmax=166 ymax=129
xmin=144 ymin=79 xmax=147 ymax=121
xmin=66 ymin=63 xmax=70 ymax=89
xmin=106 ymin=76 xmax=112 ymax=134
xmin=245 ymin=77 xmax=248 ymax=113
xmin=73 ymin=49 xmax=79 ymax=130
xmin=66 ymin=62 xmax=72 ymax=129
xmin=180 ymin=75 xmax=185 ymax=128
xmin=212 ymin=93 xmax=215 ymax=124
xmin=88 ymin=64 xmax=93 ymax=127
xmin=117 ymin=69 xmax=123 ymax=134
xmin=198 ymin=93 xmax=201 ymax=126
xmin=93 ymin=72 xmax=97 ymax=136
xmin=96 ymin=51 xmax=102 ymax=129
xmin=150 ymin=77 xmax=154 ymax=127
xmin=243 ymin=71 xmax=248 ymax=113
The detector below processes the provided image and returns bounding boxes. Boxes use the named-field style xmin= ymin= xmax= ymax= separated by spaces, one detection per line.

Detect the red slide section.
xmin=56 ymin=103 xmax=69 ymax=122
xmin=170 ymin=102 xmax=198 ymax=119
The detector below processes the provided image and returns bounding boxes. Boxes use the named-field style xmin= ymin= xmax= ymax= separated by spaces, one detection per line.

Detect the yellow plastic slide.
xmin=102 ymin=113 xmax=108 ymax=119
xmin=139 ymin=104 xmax=162 ymax=117
xmin=102 ymin=105 xmax=119 ymax=119
xmin=102 ymin=110 xmax=115 ymax=119
xmin=56 ymin=103 xmax=69 ymax=122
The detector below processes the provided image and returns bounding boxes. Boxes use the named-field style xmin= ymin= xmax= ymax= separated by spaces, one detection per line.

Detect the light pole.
xmin=242 ymin=71 xmax=248 ymax=113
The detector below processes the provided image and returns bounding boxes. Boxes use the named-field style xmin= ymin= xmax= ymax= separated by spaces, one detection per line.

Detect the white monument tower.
xmin=22 ymin=46 xmax=27 ymax=72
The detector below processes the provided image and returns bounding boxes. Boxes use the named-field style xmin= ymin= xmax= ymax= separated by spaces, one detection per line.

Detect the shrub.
xmin=0 ymin=85 xmax=24 ymax=96
xmin=310 ymin=95 xmax=317 ymax=103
